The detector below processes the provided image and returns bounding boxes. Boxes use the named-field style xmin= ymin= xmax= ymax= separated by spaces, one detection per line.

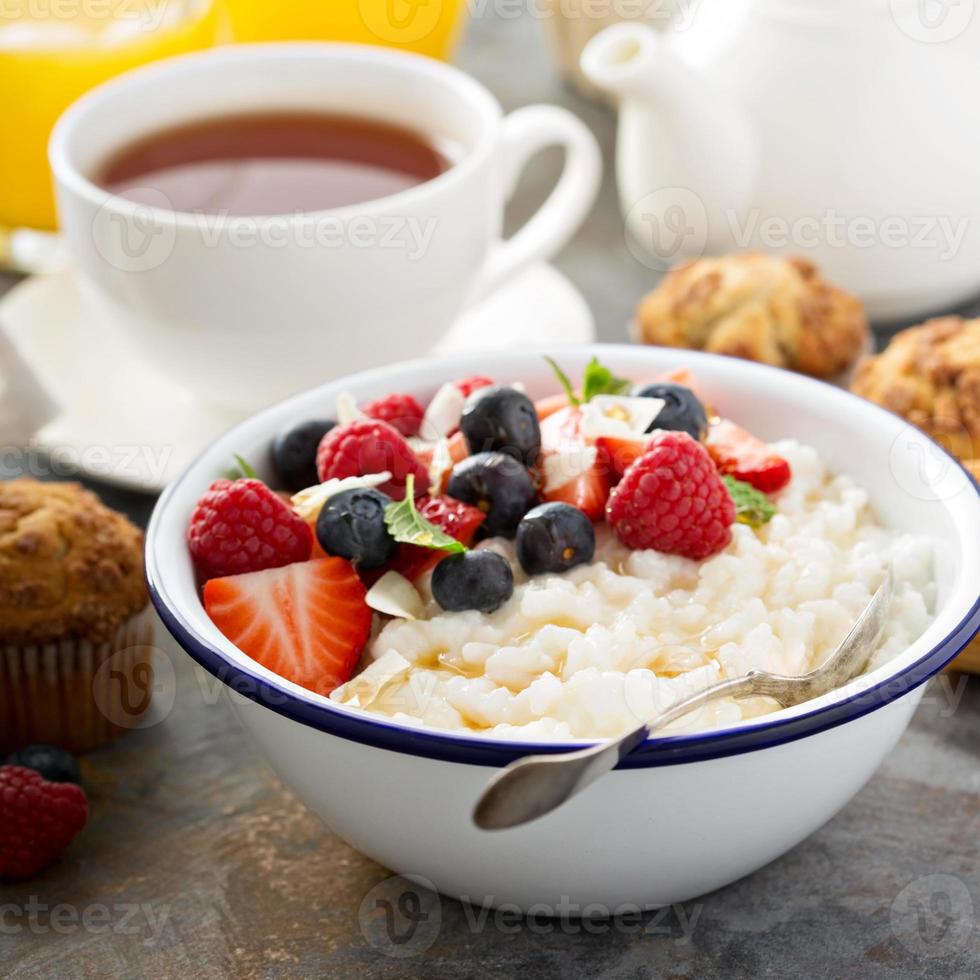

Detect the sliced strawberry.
xmin=595 ymin=435 xmax=650 ymax=482
xmin=203 ymin=558 xmax=371 ymax=697
xmin=544 ymin=467 xmax=611 ymax=522
xmin=540 ymin=404 xmax=586 ymax=444
xmin=705 ymin=419 xmax=792 ymax=493
xmin=389 ymin=496 xmax=485 ymax=581
xmin=539 ymin=406 xmax=611 ymax=521
xmin=454 ymin=375 xmax=494 ymax=399
xmin=535 ymin=393 xmax=574 ymax=421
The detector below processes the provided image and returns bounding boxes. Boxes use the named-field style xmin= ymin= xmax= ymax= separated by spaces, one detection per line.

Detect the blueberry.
xmin=271 ymin=418 xmax=336 ymax=492
xmin=634 ymin=383 xmax=708 ymax=441
xmin=316 ymin=488 xmax=397 ymax=570
xmin=516 ymin=503 xmax=596 ymax=576
xmin=460 ymin=386 xmax=541 ymax=464
xmin=446 ymin=452 xmax=538 ymax=539
xmin=432 ymin=551 xmax=514 ymax=613
xmin=6 ymin=744 xmax=81 ymax=784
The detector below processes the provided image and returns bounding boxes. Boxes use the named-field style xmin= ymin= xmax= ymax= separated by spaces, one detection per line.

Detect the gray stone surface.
xmin=1 ymin=8 xmax=978 ymax=979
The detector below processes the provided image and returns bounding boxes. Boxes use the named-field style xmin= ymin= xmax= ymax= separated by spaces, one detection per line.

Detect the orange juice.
xmin=223 ymin=0 xmax=467 ymax=60
xmin=0 ymin=1 xmax=223 ymax=231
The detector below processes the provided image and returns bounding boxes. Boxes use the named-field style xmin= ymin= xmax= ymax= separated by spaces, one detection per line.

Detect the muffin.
xmin=636 ymin=253 xmax=870 ymax=379
xmin=0 ymin=479 xmax=155 ymax=754
xmin=851 ymin=316 xmax=980 ymax=466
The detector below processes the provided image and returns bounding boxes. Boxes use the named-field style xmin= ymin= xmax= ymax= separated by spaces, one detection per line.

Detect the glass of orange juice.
xmin=223 ymin=0 xmax=467 ymax=60
xmin=0 ymin=0 xmax=223 ymax=233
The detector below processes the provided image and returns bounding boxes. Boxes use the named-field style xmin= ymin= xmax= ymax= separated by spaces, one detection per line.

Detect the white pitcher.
xmin=581 ymin=0 xmax=980 ymax=320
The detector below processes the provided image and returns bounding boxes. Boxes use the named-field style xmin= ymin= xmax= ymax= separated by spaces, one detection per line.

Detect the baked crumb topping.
xmin=636 ymin=253 xmax=870 ymax=379
xmin=852 ymin=316 xmax=980 ymax=464
xmin=0 ymin=479 xmax=147 ymax=645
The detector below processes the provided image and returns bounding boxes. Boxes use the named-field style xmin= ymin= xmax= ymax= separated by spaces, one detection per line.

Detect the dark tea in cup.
xmin=97 ymin=111 xmax=452 ymax=215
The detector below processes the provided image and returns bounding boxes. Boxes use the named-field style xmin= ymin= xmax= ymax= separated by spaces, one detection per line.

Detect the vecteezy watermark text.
xmin=0 ymin=443 xmax=174 ymax=486
xmin=357 ymin=873 xmax=704 ymax=958
xmin=0 ymin=0 xmax=176 ymax=32
xmin=0 ymin=897 xmax=170 ymax=946
xmin=729 ymin=209 xmax=969 ymax=261
xmin=92 ymin=191 xmax=439 ymax=273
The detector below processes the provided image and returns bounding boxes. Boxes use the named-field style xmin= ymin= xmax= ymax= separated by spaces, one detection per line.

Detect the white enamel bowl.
xmin=147 ymin=346 xmax=980 ymax=912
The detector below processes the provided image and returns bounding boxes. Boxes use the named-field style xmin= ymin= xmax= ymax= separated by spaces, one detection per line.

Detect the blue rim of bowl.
xmin=145 ymin=347 xmax=980 ymax=770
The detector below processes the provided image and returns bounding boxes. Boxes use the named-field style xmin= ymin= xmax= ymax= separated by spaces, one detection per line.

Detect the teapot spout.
xmin=581 ymin=22 xmax=757 ymax=250
xmin=579 ymin=22 xmax=667 ymax=102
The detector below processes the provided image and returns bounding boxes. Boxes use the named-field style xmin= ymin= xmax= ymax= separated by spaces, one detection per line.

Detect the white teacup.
xmin=50 ymin=44 xmax=601 ymax=412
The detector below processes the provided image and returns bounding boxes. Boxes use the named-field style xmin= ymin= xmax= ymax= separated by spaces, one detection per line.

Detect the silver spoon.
xmin=473 ymin=568 xmax=895 ymax=831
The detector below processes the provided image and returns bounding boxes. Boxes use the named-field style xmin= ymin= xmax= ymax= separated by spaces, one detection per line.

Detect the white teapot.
xmin=581 ymin=0 xmax=980 ymax=321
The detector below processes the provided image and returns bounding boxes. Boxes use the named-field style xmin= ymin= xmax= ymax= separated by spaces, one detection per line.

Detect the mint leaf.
xmin=544 ymin=356 xmax=580 ymax=406
xmin=723 ymin=476 xmax=776 ymax=528
xmin=384 ymin=475 xmax=468 ymax=554
xmin=582 ymin=357 xmax=631 ymax=402
xmin=223 ymin=455 xmax=259 ymax=480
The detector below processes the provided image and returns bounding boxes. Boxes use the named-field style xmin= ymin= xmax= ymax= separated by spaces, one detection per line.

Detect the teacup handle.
xmin=473 ymin=105 xmax=602 ymax=301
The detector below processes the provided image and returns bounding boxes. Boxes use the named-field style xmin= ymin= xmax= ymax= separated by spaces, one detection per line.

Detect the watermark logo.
xmin=625 ymin=187 xmax=709 ymax=272
xmin=92 ymin=189 xmax=177 ymax=273
xmin=890 ymin=873 xmax=974 ymax=957
xmin=888 ymin=423 xmax=973 ymax=502
xmin=357 ymin=874 xmax=443 ymax=958
xmin=890 ymin=0 xmax=975 ymax=43
xmin=92 ymin=645 xmax=177 ymax=731
xmin=358 ymin=0 xmax=445 ymax=44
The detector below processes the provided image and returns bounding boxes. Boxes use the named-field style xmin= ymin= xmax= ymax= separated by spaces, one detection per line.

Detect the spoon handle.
xmin=472 ymin=673 xmax=767 ymax=830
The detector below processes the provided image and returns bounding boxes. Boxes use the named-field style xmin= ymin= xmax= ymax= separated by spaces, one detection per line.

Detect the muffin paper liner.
xmin=0 ymin=605 xmax=157 ymax=755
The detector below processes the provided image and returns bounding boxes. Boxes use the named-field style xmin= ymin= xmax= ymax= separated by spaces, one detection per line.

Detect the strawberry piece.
xmin=187 ymin=478 xmax=312 ymax=580
xmin=362 ymin=392 xmax=425 ymax=438
xmin=705 ymin=419 xmax=792 ymax=493
xmin=316 ymin=419 xmax=430 ymax=501
xmin=389 ymin=496 xmax=486 ymax=581
xmin=0 ymin=766 xmax=88 ymax=881
xmin=595 ymin=435 xmax=650 ymax=482
xmin=454 ymin=375 xmax=495 ymax=399
xmin=204 ymin=558 xmax=372 ymax=697
xmin=539 ymin=406 xmax=611 ymax=522
xmin=544 ymin=468 xmax=611 ymax=522
xmin=534 ymin=393 xmax=574 ymax=421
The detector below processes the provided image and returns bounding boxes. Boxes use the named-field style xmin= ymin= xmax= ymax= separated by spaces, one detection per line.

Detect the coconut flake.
xmin=427 ymin=437 xmax=454 ymax=494
xmin=420 ymin=382 xmax=466 ymax=440
xmin=336 ymin=391 xmax=366 ymax=424
xmin=366 ymin=570 xmax=426 ymax=621
xmin=332 ymin=650 xmax=411 ymax=707
xmin=580 ymin=395 xmax=665 ymax=441
xmin=291 ymin=472 xmax=392 ymax=522
xmin=542 ymin=444 xmax=598 ymax=492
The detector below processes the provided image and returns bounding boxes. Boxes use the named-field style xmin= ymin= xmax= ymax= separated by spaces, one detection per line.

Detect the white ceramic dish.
xmin=146 ymin=346 xmax=980 ymax=911
xmin=0 ymin=263 xmax=593 ymax=492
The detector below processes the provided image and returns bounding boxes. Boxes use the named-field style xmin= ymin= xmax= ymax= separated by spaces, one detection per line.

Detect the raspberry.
xmin=454 ymin=375 xmax=494 ymax=399
xmin=606 ymin=432 xmax=735 ymax=560
xmin=187 ymin=478 xmax=312 ymax=579
xmin=362 ymin=392 xmax=425 ymax=438
xmin=316 ymin=419 xmax=430 ymax=501
xmin=0 ymin=766 xmax=88 ymax=880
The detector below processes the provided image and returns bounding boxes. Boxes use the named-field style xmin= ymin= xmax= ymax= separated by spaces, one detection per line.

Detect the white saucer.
xmin=0 ymin=263 xmax=594 ymax=493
